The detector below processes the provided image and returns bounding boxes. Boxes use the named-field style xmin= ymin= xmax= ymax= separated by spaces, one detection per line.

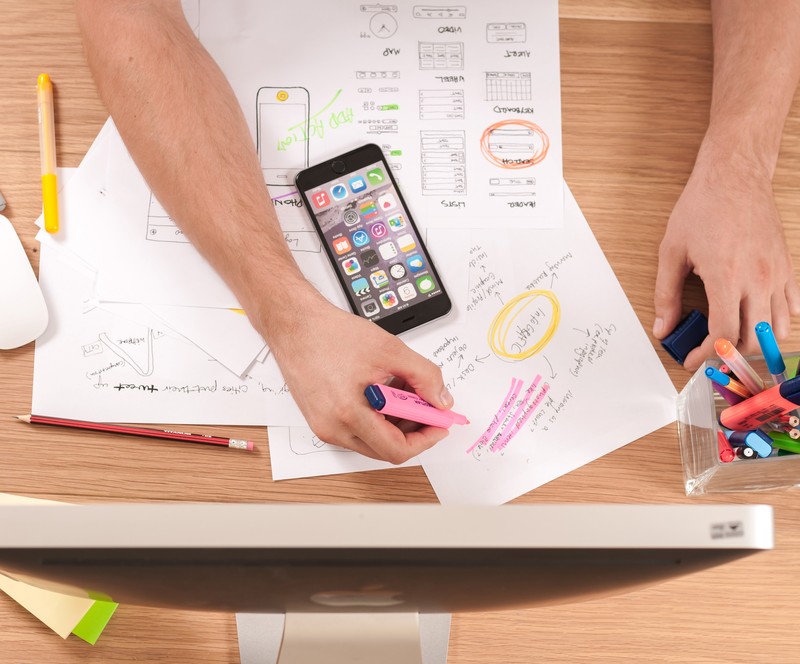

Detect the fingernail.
xmin=440 ymin=388 xmax=454 ymax=409
xmin=653 ymin=317 xmax=664 ymax=338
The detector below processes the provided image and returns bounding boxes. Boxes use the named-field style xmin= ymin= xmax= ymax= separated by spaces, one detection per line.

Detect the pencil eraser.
xmin=660 ymin=309 xmax=708 ymax=365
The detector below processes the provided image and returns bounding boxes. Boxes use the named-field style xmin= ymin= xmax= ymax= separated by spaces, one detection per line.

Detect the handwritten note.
xmin=401 ymin=185 xmax=677 ymax=505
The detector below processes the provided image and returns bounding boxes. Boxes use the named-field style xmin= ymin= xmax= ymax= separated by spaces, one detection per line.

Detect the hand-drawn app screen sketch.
xmin=302 ymin=159 xmax=450 ymax=333
xmin=256 ymin=87 xmax=310 ymax=187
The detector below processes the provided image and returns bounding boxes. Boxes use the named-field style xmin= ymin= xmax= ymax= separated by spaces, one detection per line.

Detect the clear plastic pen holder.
xmin=677 ymin=355 xmax=800 ymax=495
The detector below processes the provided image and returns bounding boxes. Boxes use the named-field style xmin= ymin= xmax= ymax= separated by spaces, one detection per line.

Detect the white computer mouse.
xmin=0 ymin=214 xmax=48 ymax=349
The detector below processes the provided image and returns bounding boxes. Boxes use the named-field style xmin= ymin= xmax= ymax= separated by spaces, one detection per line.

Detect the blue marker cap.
xmin=727 ymin=429 xmax=773 ymax=458
xmin=778 ymin=374 xmax=800 ymax=402
xmin=661 ymin=310 xmax=708 ymax=365
xmin=705 ymin=366 xmax=730 ymax=386
xmin=755 ymin=321 xmax=786 ymax=377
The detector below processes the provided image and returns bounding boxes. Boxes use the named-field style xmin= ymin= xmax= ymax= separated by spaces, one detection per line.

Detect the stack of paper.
xmin=32 ymin=0 xmax=677 ymax=504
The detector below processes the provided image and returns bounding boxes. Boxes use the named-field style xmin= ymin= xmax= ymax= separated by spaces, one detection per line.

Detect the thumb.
xmin=653 ymin=245 xmax=691 ymax=340
xmin=386 ymin=345 xmax=453 ymax=410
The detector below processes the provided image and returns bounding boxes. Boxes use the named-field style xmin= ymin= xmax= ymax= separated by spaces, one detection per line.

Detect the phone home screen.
xmin=306 ymin=162 xmax=443 ymax=323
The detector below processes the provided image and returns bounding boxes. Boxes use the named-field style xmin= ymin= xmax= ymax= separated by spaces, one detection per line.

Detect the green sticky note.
xmin=786 ymin=356 xmax=800 ymax=379
xmin=71 ymin=600 xmax=118 ymax=645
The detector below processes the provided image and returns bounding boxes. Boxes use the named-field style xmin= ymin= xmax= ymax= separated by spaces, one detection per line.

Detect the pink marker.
xmin=365 ymin=384 xmax=469 ymax=428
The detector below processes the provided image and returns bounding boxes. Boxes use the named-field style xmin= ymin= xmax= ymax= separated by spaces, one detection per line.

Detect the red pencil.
xmin=16 ymin=414 xmax=254 ymax=451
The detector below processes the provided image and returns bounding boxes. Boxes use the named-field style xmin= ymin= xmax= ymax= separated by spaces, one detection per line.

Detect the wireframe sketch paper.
xmin=89 ymin=0 xmax=563 ymax=307
xmin=198 ymin=0 xmax=562 ymax=229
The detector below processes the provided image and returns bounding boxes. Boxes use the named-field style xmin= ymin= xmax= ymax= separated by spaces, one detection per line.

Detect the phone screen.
xmin=300 ymin=157 xmax=449 ymax=330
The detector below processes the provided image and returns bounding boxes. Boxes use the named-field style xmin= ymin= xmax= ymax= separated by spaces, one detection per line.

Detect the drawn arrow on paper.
xmin=475 ymin=354 xmax=490 ymax=364
xmin=550 ymin=273 xmax=558 ymax=289
xmin=573 ymin=327 xmax=590 ymax=337
xmin=543 ymin=355 xmax=557 ymax=380
xmin=495 ymin=292 xmax=504 ymax=306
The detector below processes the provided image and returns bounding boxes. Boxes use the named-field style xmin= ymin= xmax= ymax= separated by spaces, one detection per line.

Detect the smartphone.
xmin=256 ymin=86 xmax=310 ymax=187
xmin=295 ymin=144 xmax=452 ymax=335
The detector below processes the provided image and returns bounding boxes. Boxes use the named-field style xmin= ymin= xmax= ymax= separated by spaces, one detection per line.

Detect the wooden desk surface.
xmin=2 ymin=1 xmax=799 ymax=661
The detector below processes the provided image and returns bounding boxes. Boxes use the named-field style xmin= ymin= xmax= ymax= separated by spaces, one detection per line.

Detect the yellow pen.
xmin=37 ymin=73 xmax=59 ymax=234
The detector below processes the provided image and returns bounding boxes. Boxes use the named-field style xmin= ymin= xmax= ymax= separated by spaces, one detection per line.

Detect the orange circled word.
xmin=479 ymin=119 xmax=550 ymax=169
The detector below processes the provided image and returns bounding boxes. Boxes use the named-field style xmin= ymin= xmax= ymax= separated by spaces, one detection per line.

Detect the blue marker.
xmin=755 ymin=321 xmax=787 ymax=384
xmin=705 ymin=366 xmax=751 ymax=399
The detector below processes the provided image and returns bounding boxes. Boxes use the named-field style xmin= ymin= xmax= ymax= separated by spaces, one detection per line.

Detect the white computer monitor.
xmin=0 ymin=503 xmax=774 ymax=664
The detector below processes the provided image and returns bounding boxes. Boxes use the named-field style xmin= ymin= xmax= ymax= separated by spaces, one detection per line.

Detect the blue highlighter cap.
xmin=364 ymin=385 xmax=387 ymax=411
xmin=661 ymin=310 xmax=708 ymax=365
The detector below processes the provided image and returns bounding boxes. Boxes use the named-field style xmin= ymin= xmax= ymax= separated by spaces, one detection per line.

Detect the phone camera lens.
xmin=331 ymin=160 xmax=347 ymax=174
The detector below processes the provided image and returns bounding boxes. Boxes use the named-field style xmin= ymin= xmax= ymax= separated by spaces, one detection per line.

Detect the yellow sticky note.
xmin=0 ymin=572 xmax=95 ymax=639
xmin=0 ymin=493 xmax=116 ymax=643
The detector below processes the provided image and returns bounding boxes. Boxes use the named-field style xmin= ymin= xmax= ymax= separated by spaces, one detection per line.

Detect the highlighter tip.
xmin=714 ymin=338 xmax=733 ymax=355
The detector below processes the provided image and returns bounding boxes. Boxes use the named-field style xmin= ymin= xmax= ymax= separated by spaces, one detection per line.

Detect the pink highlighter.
xmin=364 ymin=384 xmax=469 ymax=428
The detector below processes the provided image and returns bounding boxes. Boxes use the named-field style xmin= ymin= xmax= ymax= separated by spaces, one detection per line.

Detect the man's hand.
xmin=654 ymin=141 xmax=800 ymax=371
xmin=264 ymin=288 xmax=453 ymax=464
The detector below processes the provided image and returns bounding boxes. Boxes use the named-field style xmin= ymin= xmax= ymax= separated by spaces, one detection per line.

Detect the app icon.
xmin=387 ymin=214 xmax=406 ymax=231
xmin=349 ymin=176 xmax=367 ymax=193
xmin=396 ymin=233 xmax=416 ymax=252
xmin=398 ymin=283 xmax=417 ymax=301
xmin=389 ymin=263 xmax=407 ymax=280
xmin=333 ymin=236 xmax=352 ymax=255
xmin=379 ymin=242 xmax=398 ymax=260
xmin=380 ymin=291 xmax=399 ymax=309
xmin=351 ymin=229 xmax=370 ymax=247
xmin=377 ymin=192 xmax=398 ymax=212
xmin=312 ymin=190 xmax=331 ymax=209
xmin=406 ymin=254 xmax=426 ymax=272
xmin=341 ymin=257 xmax=361 ymax=275
xmin=370 ymin=270 xmax=389 ymax=288
xmin=359 ymin=198 xmax=380 ymax=221
xmin=361 ymin=249 xmax=379 ymax=267
xmin=331 ymin=183 xmax=348 ymax=201
xmin=416 ymin=275 xmax=436 ymax=294
xmin=361 ymin=298 xmax=380 ymax=317
xmin=343 ymin=209 xmax=360 ymax=226
xmin=351 ymin=277 xmax=370 ymax=296
xmin=366 ymin=168 xmax=385 ymax=186
xmin=369 ymin=222 xmax=388 ymax=239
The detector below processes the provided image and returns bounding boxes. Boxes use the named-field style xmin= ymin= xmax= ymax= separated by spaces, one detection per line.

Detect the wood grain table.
xmin=2 ymin=2 xmax=799 ymax=662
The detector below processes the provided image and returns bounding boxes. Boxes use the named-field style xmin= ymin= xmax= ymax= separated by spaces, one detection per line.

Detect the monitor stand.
xmin=236 ymin=613 xmax=451 ymax=664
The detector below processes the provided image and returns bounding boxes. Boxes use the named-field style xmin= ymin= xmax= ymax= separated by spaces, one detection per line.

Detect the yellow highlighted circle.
xmin=276 ymin=90 xmax=289 ymax=101
xmin=488 ymin=290 xmax=560 ymax=361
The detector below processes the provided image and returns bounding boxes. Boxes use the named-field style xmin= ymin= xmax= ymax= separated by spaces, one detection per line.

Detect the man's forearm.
xmin=75 ymin=0 xmax=316 ymax=339
xmin=704 ymin=0 xmax=800 ymax=176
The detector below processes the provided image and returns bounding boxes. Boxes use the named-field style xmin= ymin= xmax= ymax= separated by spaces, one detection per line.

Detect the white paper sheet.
xmin=400 ymin=186 xmax=678 ymax=505
xmin=267 ymin=427 xmax=420 ymax=481
xmin=32 ymin=245 xmax=304 ymax=426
